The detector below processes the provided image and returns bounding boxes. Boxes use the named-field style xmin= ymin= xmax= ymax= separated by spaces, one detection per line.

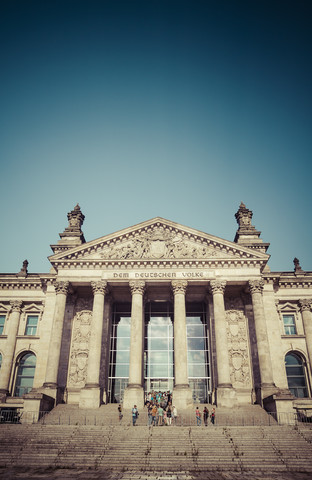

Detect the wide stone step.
xmin=1 ymin=424 xmax=312 ymax=472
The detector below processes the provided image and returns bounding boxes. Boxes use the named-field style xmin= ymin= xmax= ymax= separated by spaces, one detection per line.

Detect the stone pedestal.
xmin=123 ymin=384 xmax=145 ymax=409
xmin=22 ymin=392 xmax=55 ymax=424
xmin=263 ymin=389 xmax=296 ymax=425
xmin=216 ymin=386 xmax=238 ymax=408
xmin=79 ymin=386 xmax=102 ymax=409
xmin=172 ymin=385 xmax=193 ymax=410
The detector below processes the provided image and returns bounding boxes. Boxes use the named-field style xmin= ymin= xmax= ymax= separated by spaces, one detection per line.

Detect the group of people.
xmin=195 ymin=406 xmax=215 ymax=426
xmin=118 ymin=390 xmax=216 ymax=426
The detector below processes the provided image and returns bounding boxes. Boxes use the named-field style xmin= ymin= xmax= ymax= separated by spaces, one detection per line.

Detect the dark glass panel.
xmin=188 ymin=363 xmax=206 ymax=377
xmin=187 ymin=324 xmax=204 ymax=337
xmin=188 ymin=351 xmax=206 ymax=363
xmin=149 ymin=364 xmax=169 ymax=377
xmin=115 ymin=351 xmax=130 ymax=363
xmin=116 ymin=337 xmax=130 ymax=350
xmin=285 ymin=354 xmax=301 ymax=366
xmin=287 ymin=376 xmax=306 ymax=387
xmin=186 ymin=316 xmax=203 ymax=325
xmin=115 ymin=364 xmax=129 ymax=377
xmin=187 ymin=337 xmax=205 ymax=350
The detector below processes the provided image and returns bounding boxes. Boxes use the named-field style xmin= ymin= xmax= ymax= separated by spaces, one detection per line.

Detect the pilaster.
xmin=0 ymin=300 xmax=23 ymax=396
xmin=299 ymin=299 xmax=312 ymax=368
xmin=249 ymin=279 xmax=276 ymax=400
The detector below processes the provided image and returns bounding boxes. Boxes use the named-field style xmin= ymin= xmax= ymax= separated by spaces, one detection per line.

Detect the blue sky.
xmin=1 ymin=0 xmax=311 ymax=273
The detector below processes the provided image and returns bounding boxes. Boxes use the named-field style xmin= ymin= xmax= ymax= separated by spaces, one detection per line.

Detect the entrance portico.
xmin=40 ymin=209 xmax=290 ymax=411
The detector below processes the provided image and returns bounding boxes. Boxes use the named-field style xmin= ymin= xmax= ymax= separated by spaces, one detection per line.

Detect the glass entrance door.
xmin=144 ymin=302 xmax=174 ymax=396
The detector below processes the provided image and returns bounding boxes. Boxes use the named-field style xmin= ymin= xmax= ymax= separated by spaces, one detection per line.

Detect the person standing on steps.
xmin=172 ymin=405 xmax=178 ymax=425
xmin=118 ymin=404 xmax=123 ymax=423
xmin=195 ymin=407 xmax=202 ymax=426
xmin=132 ymin=405 xmax=139 ymax=426
xmin=210 ymin=407 xmax=215 ymax=425
xmin=203 ymin=406 xmax=209 ymax=426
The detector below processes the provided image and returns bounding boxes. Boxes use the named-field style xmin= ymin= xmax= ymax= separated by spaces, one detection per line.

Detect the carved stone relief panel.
xmin=226 ymin=309 xmax=252 ymax=389
xmin=67 ymin=310 xmax=92 ymax=388
xmin=81 ymin=225 xmax=243 ymax=261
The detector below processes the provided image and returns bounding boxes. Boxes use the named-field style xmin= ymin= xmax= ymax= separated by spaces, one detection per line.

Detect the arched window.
xmin=285 ymin=352 xmax=309 ymax=398
xmin=14 ymin=352 xmax=36 ymax=397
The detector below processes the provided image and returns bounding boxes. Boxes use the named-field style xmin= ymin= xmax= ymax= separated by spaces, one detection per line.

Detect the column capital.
xmin=298 ymin=299 xmax=312 ymax=312
xmin=248 ymin=279 xmax=264 ymax=295
xmin=54 ymin=280 xmax=70 ymax=295
xmin=209 ymin=279 xmax=226 ymax=295
xmin=9 ymin=300 xmax=23 ymax=313
xmin=91 ymin=280 xmax=108 ymax=295
xmin=129 ymin=280 xmax=145 ymax=295
xmin=171 ymin=279 xmax=188 ymax=295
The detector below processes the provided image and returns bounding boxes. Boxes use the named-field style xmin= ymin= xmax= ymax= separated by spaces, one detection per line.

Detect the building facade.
xmin=0 ymin=203 xmax=311 ymax=418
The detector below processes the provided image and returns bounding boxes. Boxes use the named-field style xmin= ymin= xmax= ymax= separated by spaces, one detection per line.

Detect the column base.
xmin=123 ymin=384 xmax=144 ymax=409
xmin=216 ymin=385 xmax=237 ymax=407
xmin=79 ymin=386 xmax=101 ymax=409
xmin=172 ymin=384 xmax=193 ymax=410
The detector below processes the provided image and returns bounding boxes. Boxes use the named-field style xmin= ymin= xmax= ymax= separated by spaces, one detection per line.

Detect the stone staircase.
xmin=0 ymin=422 xmax=311 ymax=473
xmin=33 ymin=403 xmax=278 ymax=426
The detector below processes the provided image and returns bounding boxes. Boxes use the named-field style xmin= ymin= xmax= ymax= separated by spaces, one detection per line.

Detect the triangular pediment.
xmin=49 ymin=217 xmax=269 ymax=270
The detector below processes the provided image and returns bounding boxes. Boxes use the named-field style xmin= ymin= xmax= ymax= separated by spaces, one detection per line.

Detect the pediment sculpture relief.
xmin=95 ymin=226 xmax=239 ymax=261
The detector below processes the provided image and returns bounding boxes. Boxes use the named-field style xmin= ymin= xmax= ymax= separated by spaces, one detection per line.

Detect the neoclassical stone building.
xmin=0 ymin=203 xmax=311 ymax=418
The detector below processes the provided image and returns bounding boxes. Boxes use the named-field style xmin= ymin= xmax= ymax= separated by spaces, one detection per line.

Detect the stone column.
xmin=123 ymin=280 xmax=145 ymax=409
xmin=249 ymin=280 xmax=275 ymax=398
xmin=209 ymin=280 xmax=237 ymax=407
xmin=172 ymin=280 xmax=193 ymax=409
xmin=299 ymin=299 xmax=312 ymax=368
xmin=43 ymin=281 xmax=69 ymax=398
xmin=79 ymin=280 xmax=108 ymax=409
xmin=0 ymin=301 xmax=23 ymax=396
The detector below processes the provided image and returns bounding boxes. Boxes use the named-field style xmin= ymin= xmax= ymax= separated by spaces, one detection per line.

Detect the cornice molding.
xmin=49 ymin=258 xmax=268 ymax=271
xmin=263 ymin=274 xmax=312 ymax=289
xmin=0 ymin=276 xmax=55 ymax=291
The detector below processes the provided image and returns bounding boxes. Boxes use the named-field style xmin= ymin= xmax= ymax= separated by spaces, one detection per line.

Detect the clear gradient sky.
xmin=1 ymin=0 xmax=311 ymax=274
